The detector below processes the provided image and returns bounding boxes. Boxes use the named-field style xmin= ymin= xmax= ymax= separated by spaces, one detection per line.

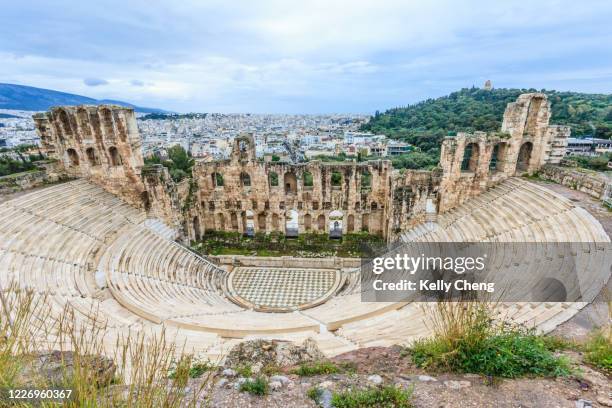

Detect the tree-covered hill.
xmin=362 ymin=87 xmax=612 ymax=140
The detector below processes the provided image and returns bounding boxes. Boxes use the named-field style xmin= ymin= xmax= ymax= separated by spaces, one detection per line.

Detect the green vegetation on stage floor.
xmin=192 ymin=231 xmax=385 ymax=258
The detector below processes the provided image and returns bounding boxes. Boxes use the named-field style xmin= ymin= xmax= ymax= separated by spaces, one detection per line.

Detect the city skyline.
xmin=1 ymin=0 xmax=612 ymax=113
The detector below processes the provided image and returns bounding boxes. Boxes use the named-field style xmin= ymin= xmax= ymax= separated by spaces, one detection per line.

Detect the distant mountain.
xmin=0 ymin=83 xmax=168 ymax=113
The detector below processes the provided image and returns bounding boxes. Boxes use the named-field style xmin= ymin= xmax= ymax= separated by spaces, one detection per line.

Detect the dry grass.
xmin=0 ymin=281 xmax=215 ymax=407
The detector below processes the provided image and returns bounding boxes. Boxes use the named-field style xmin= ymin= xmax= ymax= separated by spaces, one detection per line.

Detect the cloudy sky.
xmin=1 ymin=0 xmax=611 ymax=113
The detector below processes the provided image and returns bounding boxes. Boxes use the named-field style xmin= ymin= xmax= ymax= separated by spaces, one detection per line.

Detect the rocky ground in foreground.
xmin=170 ymin=343 xmax=610 ymax=408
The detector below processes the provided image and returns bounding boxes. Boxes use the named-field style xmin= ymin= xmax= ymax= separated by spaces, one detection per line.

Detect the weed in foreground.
xmin=331 ymin=385 xmax=413 ymax=408
xmin=583 ymin=328 xmax=611 ymax=374
xmin=410 ymin=300 xmax=571 ymax=378
xmin=239 ymin=376 xmax=269 ymax=395
xmin=292 ymin=361 xmax=340 ymax=376
xmin=0 ymin=281 xmax=216 ymax=407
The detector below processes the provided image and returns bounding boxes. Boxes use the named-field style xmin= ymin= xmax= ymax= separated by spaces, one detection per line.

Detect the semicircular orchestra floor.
xmin=227 ymin=267 xmax=342 ymax=312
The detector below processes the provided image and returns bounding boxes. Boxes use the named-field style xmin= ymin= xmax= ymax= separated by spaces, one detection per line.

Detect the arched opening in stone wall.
xmin=66 ymin=148 xmax=79 ymax=166
xmin=317 ymin=214 xmax=325 ymax=232
xmin=76 ymin=108 xmax=91 ymax=140
xmin=238 ymin=138 xmax=252 ymax=161
xmin=304 ymin=214 xmax=312 ymax=231
xmin=217 ymin=213 xmax=225 ymax=230
xmin=258 ymin=213 xmax=266 ymax=231
xmin=240 ymin=172 xmax=251 ymax=187
xmin=109 ymin=146 xmax=122 ymax=166
xmin=329 ymin=210 xmax=343 ymax=239
xmin=231 ymin=213 xmax=239 ymax=230
xmin=524 ymin=97 xmax=544 ymax=137
xmin=516 ymin=142 xmax=533 ymax=173
xmin=303 ymin=171 xmax=313 ymax=188
xmin=347 ymin=214 xmax=355 ymax=232
xmin=331 ymin=171 xmax=342 ymax=188
xmin=193 ymin=216 xmax=201 ymax=240
xmin=269 ymin=172 xmax=279 ymax=187
xmin=140 ymin=191 xmax=150 ymax=211
xmin=489 ymin=142 xmax=507 ymax=172
xmin=285 ymin=209 xmax=299 ymax=238
xmin=371 ymin=202 xmax=378 ymax=211
xmin=86 ymin=147 xmax=99 ymax=166
xmin=212 ymin=172 xmax=224 ymax=187
xmin=461 ymin=143 xmax=480 ymax=172
xmin=284 ymin=172 xmax=297 ymax=194
xmin=100 ymin=108 xmax=114 ymax=137
xmin=244 ymin=210 xmax=255 ymax=237
xmin=361 ymin=213 xmax=370 ymax=232
xmin=361 ymin=170 xmax=372 ymax=190
xmin=58 ymin=109 xmax=73 ymax=136
xmin=272 ymin=213 xmax=279 ymax=230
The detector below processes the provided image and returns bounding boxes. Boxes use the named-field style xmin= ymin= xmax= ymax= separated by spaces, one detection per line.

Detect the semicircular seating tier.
xmin=0 ymin=178 xmax=608 ymax=360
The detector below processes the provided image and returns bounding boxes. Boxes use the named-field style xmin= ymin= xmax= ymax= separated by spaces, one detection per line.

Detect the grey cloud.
xmin=130 ymin=79 xmax=145 ymax=87
xmin=83 ymin=77 xmax=108 ymax=86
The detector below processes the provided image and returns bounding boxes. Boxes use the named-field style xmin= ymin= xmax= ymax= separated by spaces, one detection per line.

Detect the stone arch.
xmin=361 ymin=170 xmax=372 ymax=190
xmin=66 ymin=148 xmax=79 ymax=166
xmin=193 ymin=216 xmax=201 ymax=240
xmin=329 ymin=210 xmax=343 ymax=239
xmin=331 ymin=171 xmax=342 ymax=187
xmin=140 ymin=191 xmax=151 ymax=211
xmin=76 ymin=107 xmax=92 ymax=139
xmin=516 ymin=142 xmax=533 ymax=173
xmin=531 ymin=277 xmax=567 ymax=302
xmin=489 ymin=142 xmax=508 ymax=172
xmin=361 ymin=213 xmax=369 ymax=232
xmin=304 ymin=214 xmax=312 ymax=231
xmin=240 ymin=172 xmax=251 ymax=187
xmin=99 ymin=108 xmax=115 ymax=137
xmin=272 ymin=213 xmax=279 ymax=230
xmin=85 ymin=147 xmax=99 ymax=166
xmin=108 ymin=146 xmax=122 ymax=166
xmin=232 ymin=134 xmax=256 ymax=162
xmin=258 ymin=213 xmax=266 ymax=231
xmin=303 ymin=171 xmax=313 ymax=188
xmin=217 ymin=213 xmax=225 ymax=230
xmin=317 ymin=214 xmax=325 ymax=232
xmin=347 ymin=214 xmax=355 ymax=232
xmin=57 ymin=109 xmax=73 ymax=137
xmin=269 ymin=171 xmax=279 ymax=187
xmin=461 ymin=142 xmax=480 ymax=172
xmin=285 ymin=209 xmax=299 ymax=237
xmin=114 ymin=113 xmax=127 ymax=142
xmin=230 ymin=212 xmax=239 ymax=230
xmin=284 ymin=172 xmax=297 ymax=194
xmin=244 ymin=210 xmax=255 ymax=236
xmin=212 ymin=172 xmax=224 ymax=187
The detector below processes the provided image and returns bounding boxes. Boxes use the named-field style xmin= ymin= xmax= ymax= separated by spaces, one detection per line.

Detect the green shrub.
xmin=541 ymin=335 xmax=578 ymax=352
xmin=331 ymin=385 xmax=413 ymax=408
xmin=235 ymin=364 xmax=253 ymax=378
xmin=307 ymin=386 xmax=324 ymax=401
xmin=292 ymin=361 xmax=339 ymax=376
xmin=168 ymin=357 xmax=214 ymax=379
xmin=410 ymin=301 xmax=571 ymax=378
xmin=239 ymin=376 xmax=269 ymax=395
xmin=189 ymin=360 xmax=215 ymax=378
xmin=583 ymin=329 xmax=611 ymax=374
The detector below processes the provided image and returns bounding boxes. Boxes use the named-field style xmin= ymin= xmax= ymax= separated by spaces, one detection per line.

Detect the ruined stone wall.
xmin=33 ymin=105 xmax=147 ymax=208
xmin=387 ymin=169 xmax=439 ymax=239
xmin=437 ymin=93 xmax=570 ymax=212
xmin=192 ymin=135 xmax=393 ymax=239
xmin=31 ymin=93 xmax=572 ymax=243
xmin=539 ymin=165 xmax=610 ymax=199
